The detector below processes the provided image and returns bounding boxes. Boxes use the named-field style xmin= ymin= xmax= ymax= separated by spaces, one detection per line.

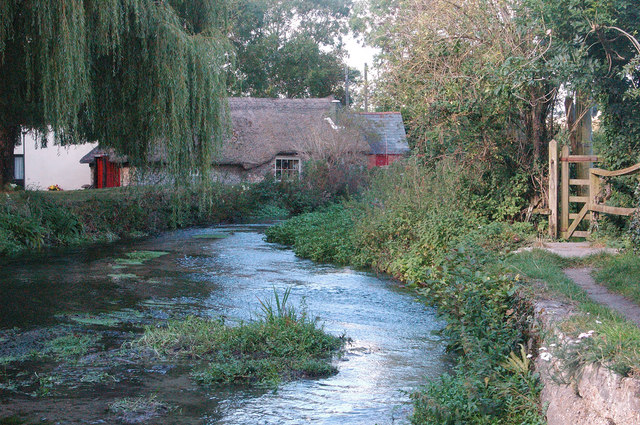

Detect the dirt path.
xmin=564 ymin=267 xmax=640 ymax=327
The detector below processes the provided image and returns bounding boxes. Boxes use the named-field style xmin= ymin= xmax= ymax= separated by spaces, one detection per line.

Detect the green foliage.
xmin=108 ymin=394 xmax=171 ymax=419
xmin=365 ymin=0 xmax=639 ymax=224
xmin=266 ymin=203 xmax=359 ymax=264
xmin=556 ymin=314 xmax=640 ymax=378
xmin=44 ymin=333 xmax=98 ymax=360
xmin=228 ymin=0 xmax=353 ymax=98
xmin=133 ymin=293 xmax=344 ymax=387
xmin=114 ymin=251 xmax=169 ymax=266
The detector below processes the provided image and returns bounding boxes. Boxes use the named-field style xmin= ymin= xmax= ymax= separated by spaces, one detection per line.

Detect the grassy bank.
xmin=508 ymin=250 xmax=640 ymax=377
xmin=266 ymin=160 xmax=544 ymax=424
xmin=0 ymin=171 xmax=362 ymax=257
xmin=593 ymin=253 xmax=640 ymax=305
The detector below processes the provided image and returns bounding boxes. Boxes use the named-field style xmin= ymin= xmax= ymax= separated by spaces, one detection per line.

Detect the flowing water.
xmin=0 ymin=225 xmax=447 ymax=424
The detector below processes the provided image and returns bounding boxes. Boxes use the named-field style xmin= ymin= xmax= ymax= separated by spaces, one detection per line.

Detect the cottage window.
xmin=274 ymin=157 xmax=300 ymax=180
xmin=13 ymin=154 xmax=24 ymax=185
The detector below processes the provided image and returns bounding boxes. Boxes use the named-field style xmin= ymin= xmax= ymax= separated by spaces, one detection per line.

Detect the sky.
xmin=344 ymin=34 xmax=380 ymax=76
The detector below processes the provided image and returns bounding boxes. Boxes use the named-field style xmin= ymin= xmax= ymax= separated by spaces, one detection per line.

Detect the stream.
xmin=0 ymin=224 xmax=447 ymax=424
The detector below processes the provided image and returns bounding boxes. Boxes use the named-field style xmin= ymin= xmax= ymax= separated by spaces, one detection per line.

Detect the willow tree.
xmin=0 ymin=0 xmax=229 ymax=188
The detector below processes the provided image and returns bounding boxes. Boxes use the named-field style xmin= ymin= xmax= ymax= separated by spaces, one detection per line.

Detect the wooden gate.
xmin=548 ymin=139 xmax=640 ymax=239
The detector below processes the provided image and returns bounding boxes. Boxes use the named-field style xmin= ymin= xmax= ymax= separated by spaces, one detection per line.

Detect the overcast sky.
xmin=344 ymin=34 xmax=380 ymax=76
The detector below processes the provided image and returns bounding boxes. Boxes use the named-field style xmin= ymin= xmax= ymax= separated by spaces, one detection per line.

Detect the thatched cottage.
xmin=79 ymin=97 xmax=410 ymax=187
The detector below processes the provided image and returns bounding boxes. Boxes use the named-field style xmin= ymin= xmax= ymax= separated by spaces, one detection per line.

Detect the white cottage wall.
xmin=13 ymin=130 xmax=97 ymax=190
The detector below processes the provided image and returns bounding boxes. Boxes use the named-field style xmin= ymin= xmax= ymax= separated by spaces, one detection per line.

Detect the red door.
xmin=96 ymin=157 xmax=105 ymax=188
xmin=95 ymin=157 xmax=120 ymax=188
xmin=106 ymin=161 xmax=120 ymax=188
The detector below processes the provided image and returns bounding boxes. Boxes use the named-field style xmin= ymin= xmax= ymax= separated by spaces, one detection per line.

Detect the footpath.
xmin=534 ymin=242 xmax=640 ymax=425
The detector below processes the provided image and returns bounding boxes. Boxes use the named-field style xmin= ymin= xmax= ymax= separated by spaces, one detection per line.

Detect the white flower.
xmin=540 ymin=352 xmax=553 ymax=361
xmin=596 ymin=320 xmax=602 ymax=324
xmin=539 ymin=347 xmax=547 ymax=351
xmin=578 ymin=330 xmax=595 ymax=339
xmin=526 ymin=354 xmax=533 ymax=359
xmin=550 ymin=344 xmax=556 ymax=347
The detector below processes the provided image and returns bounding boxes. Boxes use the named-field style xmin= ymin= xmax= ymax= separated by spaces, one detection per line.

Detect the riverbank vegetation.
xmin=131 ymin=290 xmax=344 ymax=387
xmin=266 ymin=160 xmax=545 ymax=424
xmin=0 ymin=167 xmax=367 ymax=257
xmin=267 ymin=157 xmax=640 ymax=422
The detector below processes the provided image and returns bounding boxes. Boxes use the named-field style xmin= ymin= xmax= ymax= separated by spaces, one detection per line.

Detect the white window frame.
xmin=274 ymin=156 xmax=301 ymax=180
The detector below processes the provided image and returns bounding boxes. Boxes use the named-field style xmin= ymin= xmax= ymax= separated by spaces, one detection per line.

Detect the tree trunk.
xmin=530 ymin=86 xmax=551 ymax=165
xmin=0 ymin=125 xmax=20 ymax=189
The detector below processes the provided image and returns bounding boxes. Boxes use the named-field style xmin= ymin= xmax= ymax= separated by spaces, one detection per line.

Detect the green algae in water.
xmin=44 ymin=333 xmax=98 ymax=359
xmin=115 ymin=250 xmax=169 ymax=266
xmin=64 ymin=309 xmax=145 ymax=327
xmin=108 ymin=273 xmax=139 ymax=280
xmin=193 ymin=233 xmax=228 ymax=239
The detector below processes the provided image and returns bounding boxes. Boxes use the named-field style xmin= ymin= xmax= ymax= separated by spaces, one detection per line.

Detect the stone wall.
xmin=535 ymin=298 xmax=640 ymax=425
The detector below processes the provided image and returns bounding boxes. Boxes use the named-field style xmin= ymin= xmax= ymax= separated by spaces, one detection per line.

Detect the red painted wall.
xmin=368 ymin=154 xmax=403 ymax=169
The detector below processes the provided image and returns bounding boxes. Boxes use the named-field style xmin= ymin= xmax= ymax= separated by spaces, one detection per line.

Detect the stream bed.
xmin=0 ymin=224 xmax=447 ymax=424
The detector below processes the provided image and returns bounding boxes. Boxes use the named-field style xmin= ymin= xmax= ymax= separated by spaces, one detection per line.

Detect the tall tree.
xmin=0 ymin=0 xmax=230 ymax=187
xmin=367 ymin=0 xmax=558 ymax=168
xmin=228 ymin=0 xmax=352 ymax=98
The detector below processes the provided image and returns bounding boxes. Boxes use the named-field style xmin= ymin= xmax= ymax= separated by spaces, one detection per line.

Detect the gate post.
xmin=549 ymin=140 xmax=558 ymax=239
xmin=561 ymin=145 xmax=570 ymax=237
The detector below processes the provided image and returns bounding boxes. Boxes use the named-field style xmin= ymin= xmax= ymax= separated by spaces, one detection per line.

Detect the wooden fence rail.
xmin=548 ymin=140 xmax=640 ymax=239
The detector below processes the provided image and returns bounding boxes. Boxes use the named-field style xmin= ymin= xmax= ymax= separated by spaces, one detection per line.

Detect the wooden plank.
xmin=589 ymin=170 xmax=601 ymax=228
xmin=534 ymin=208 xmax=551 ymax=215
xmin=590 ymin=163 xmax=640 ymax=177
xmin=560 ymin=155 xmax=600 ymax=163
xmin=590 ymin=204 xmax=638 ymax=217
xmin=572 ymin=231 xmax=590 ymax=238
xmin=569 ymin=179 xmax=590 ymax=186
xmin=564 ymin=203 xmax=589 ymax=239
xmin=569 ymin=213 xmax=581 ymax=219
xmin=569 ymin=196 xmax=589 ymax=203
xmin=548 ymin=140 xmax=558 ymax=239
xmin=561 ymin=145 xmax=570 ymax=232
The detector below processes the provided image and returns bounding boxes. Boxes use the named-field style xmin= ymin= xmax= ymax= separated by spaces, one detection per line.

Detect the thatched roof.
xmin=221 ymin=97 xmax=336 ymax=169
xmin=79 ymin=98 xmax=410 ymax=168
xmin=79 ymin=147 xmax=128 ymax=164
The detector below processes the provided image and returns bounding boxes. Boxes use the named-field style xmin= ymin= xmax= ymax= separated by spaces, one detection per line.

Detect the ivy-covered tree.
xmin=529 ymin=0 xmax=640 ymax=169
xmin=228 ymin=0 xmax=352 ymax=98
xmin=0 ymin=0 xmax=230 ymax=188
